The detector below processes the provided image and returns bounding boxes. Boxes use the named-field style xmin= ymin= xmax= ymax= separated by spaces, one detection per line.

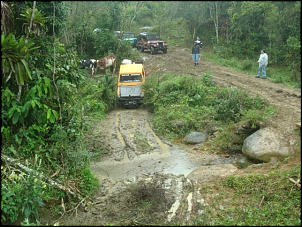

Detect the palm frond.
xmin=1 ymin=33 xmax=39 ymax=85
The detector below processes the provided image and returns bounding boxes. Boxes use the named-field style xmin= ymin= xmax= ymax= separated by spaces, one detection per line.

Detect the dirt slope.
xmin=54 ymin=46 xmax=301 ymax=226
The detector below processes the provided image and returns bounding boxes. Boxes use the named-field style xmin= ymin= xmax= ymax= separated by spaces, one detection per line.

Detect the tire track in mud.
xmin=90 ymin=108 xmax=179 ymax=181
xmin=112 ymin=109 xmax=170 ymax=161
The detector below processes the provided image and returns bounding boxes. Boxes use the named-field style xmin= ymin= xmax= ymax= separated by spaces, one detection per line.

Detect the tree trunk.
xmin=129 ymin=1 xmax=144 ymax=30
xmin=209 ymin=1 xmax=220 ymax=45
xmin=27 ymin=1 xmax=36 ymax=40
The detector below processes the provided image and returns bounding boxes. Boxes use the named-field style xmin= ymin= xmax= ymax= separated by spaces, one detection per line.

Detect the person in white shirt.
xmin=195 ymin=37 xmax=201 ymax=45
xmin=256 ymin=49 xmax=268 ymax=79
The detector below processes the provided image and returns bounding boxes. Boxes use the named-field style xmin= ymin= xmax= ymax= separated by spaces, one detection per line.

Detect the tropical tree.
xmin=18 ymin=5 xmax=46 ymax=38
xmin=1 ymin=34 xmax=39 ymax=100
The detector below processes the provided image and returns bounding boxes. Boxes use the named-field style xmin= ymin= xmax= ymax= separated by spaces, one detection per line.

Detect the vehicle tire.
xmin=163 ymin=49 xmax=167 ymax=54
xmin=140 ymin=46 xmax=144 ymax=52
xmin=150 ymin=46 xmax=155 ymax=55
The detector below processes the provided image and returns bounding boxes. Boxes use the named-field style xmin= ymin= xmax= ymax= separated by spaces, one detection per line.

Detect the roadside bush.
xmin=100 ymin=73 xmax=118 ymax=110
xmin=142 ymin=75 xmax=160 ymax=113
xmin=210 ymin=87 xmax=266 ymax=123
xmin=152 ymin=103 xmax=217 ymax=139
xmin=212 ymin=45 xmax=231 ymax=58
xmin=145 ymin=73 xmax=217 ymax=110
xmin=93 ymin=30 xmax=118 ymax=58
xmin=1 ymin=179 xmax=23 ymax=223
xmin=240 ymin=59 xmax=253 ymax=71
xmin=201 ymin=72 xmax=215 ymax=87
xmin=241 ymin=105 xmax=276 ymax=128
xmin=1 ymin=157 xmax=45 ymax=225
xmin=152 ymin=104 xmax=195 ymax=138
xmin=77 ymin=168 xmax=99 ymax=196
xmin=79 ymin=76 xmax=116 ymax=116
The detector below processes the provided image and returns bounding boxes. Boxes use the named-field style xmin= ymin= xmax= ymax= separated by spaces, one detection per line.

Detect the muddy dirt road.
xmin=57 ymin=46 xmax=301 ymax=226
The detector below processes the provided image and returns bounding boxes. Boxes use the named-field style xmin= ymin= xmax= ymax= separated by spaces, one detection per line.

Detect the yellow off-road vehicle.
xmin=117 ymin=59 xmax=146 ymax=108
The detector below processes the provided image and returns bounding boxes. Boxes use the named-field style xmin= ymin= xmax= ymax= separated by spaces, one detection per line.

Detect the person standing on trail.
xmin=195 ymin=37 xmax=203 ymax=61
xmin=192 ymin=41 xmax=201 ymax=66
xmin=256 ymin=49 xmax=268 ymax=79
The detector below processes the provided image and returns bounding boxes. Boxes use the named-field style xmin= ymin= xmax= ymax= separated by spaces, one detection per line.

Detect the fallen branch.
xmin=1 ymin=154 xmax=84 ymax=200
xmin=52 ymin=197 xmax=86 ymax=226
xmin=258 ymin=196 xmax=265 ymax=208
xmin=289 ymin=178 xmax=301 ymax=189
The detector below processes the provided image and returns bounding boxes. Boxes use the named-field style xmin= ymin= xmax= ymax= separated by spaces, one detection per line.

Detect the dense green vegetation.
xmin=1 ymin=1 xmax=300 ymax=225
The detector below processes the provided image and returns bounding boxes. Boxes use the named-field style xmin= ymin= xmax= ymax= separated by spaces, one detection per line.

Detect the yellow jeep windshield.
xmin=118 ymin=64 xmax=145 ymax=83
xmin=120 ymin=73 xmax=142 ymax=82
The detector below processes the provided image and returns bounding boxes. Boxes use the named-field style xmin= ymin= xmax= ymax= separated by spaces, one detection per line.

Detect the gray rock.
xmin=182 ymin=131 xmax=208 ymax=144
xmin=242 ymin=127 xmax=290 ymax=162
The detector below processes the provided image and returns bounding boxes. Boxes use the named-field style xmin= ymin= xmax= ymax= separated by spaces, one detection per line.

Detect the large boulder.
xmin=242 ymin=127 xmax=291 ymax=162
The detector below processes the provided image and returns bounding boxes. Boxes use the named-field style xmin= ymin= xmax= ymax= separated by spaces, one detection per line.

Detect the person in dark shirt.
xmin=192 ymin=41 xmax=200 ymax=66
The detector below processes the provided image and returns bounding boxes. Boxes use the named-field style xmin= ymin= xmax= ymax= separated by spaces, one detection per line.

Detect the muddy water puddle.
xmin=91 ymin=143 xmax=250 ymax=181
xmin=91 ymin=146 xmax=195 ymax=180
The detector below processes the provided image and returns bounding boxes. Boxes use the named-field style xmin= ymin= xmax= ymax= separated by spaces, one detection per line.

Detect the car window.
xmin=120 ymin=74 xmax=142 ymax=82
xmin=147 ymin=34 xmax=160 ymax=40
xmin=123 ymin=33 xmax=135 ymax=39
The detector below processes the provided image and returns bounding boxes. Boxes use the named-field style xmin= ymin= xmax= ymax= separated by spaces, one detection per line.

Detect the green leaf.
xmin=35 ymin=99 xmax=42 ymax=108
xmin=15 ymin=62 xmax=24 ymax=85
xmin=47 ymin=108 xmax=51 ymax=120
xmin=22 ymin=100 xmax=31 ymax=117
xmin=31 ymin=100 xmax=36 ymax=108
xmin=12 ymin=111 xmax=19 ymax=125
xmin=37 ymin=85 xmax=42 ymax=97
xmin=43 ymin=77 xmax=51 ymax=94
xmin=8 ymin=105 xmax=17 ymax=119
xmin=49 ymin=112 xmax=55 ymax=123
xmin=52 ymin=109 xmax=59 ymax=120
xmin=21 ymin=59 xmax=32 ymax=80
